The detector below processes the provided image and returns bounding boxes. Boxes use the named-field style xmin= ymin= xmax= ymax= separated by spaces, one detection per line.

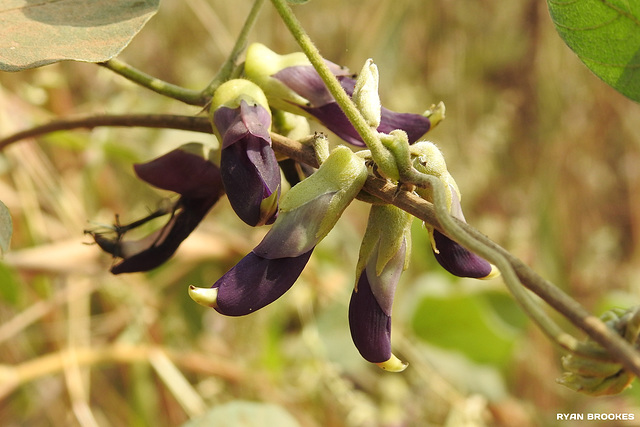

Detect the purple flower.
xmin=190 ymin=249 xmax=314 ymax=316
xmin=244 ymin=43 xmax=434 ymax=147
xmin=190 ymin=146 xmax=368 ymax=317
xmin=410 ymin=141 xmax=497 ymax=280
xmin=431 ymin=230 xmax=495 ymax=279
xmin=431 ymin=188 xmax=497 ymax=279
xmin=210 ymin=79 xmax=280 ymax=227
xmin=349 ymin=205 xmax=411 ymax=371
xmin=89 ymin=143 xmax=224 ymax=274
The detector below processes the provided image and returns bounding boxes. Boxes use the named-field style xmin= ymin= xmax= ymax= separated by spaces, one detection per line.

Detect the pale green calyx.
xmin=280 ymin=146 xmax=365 ymax=210
xmin=210 ymin=79 xmax=271 ymax=113
xmin=244 ymin=43 xmax=311 ymax=109
xmin=356 ymin=204 xmax=412 ymax=280
xmin=410 ymin=140 xmax=460 ymax=211
xmin=254 ymin=146 xmax=367 ymax=259
xmin=352 ymin=58 xmax=381 ymax=128
xmin=281 ymin=145 xmax=367 ymax=239
xmin=374 ymin=131 xmax=410 ymax=182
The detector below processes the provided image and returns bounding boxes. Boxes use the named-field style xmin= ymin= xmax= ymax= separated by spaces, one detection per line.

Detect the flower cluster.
xmin=89 ymin=44 xmax=497 ymax=370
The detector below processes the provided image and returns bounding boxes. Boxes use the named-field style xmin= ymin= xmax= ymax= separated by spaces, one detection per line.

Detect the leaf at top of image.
xmin=547 ymin=0 xmax=640 ymax=102
xmin=0 ymin=0 xmax=160 ymax=71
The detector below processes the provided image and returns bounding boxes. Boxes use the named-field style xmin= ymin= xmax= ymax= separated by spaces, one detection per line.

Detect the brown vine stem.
xmin=1 ymin=113 xmax=639 ymax=378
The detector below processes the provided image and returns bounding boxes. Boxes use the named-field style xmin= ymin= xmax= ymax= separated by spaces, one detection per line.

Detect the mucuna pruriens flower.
xmin=349 ymin=204 xmax=412 ymax=371
xmin=89 ymin=143 xmax=224 ymax=274
xmin=190 ymin=146 xmax=368 ymax=316
xmin=210 ymin=79 xmax=280 ymax=227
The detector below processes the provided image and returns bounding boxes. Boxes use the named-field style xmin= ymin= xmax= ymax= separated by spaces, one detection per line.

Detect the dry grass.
xmin=1 ymin=0 xmax=640 ymax=426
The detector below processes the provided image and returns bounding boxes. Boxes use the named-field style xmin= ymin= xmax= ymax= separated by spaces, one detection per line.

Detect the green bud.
xmin=352 ymin=58 xmax=381 ymax=128
xmin=244 ymin=43 xmax=311 ymax=111
xmin=556 ymin=307 xmax=639 ymax=396
xmin=272 ymin=109 xmax=311 ymax=141
xmin=210 ymin=78 xmax=270 ymax=112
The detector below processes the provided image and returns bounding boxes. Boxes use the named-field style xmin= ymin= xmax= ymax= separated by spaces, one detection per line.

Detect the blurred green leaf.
xmin=0 ymin=200 xmax=11 ymax=257
xmin=0 ymin=263 xmax=21 ymax=306
xmin=411 ymin=290 xmax=525 ymax=366
xmin=547 ymin=0 xmax=640 ymax=102
xmin=182 ymin=401 xmax=300 ymax=427
xmin=0 ymin=0 xmax=160 ymax=71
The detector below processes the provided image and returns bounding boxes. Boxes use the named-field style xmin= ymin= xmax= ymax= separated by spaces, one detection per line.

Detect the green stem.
xmin=99 ymin=59 xmax=206 ymax=106
xmin=414 ymin=169 xmax=639 ymax=366
xmin=269 ymin=0 xmax=393 ymax=171
xmin=201 ymin=0 xmax=267 ymax=97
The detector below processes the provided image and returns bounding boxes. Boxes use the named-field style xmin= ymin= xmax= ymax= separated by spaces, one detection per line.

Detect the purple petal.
xmin=213 ymin=249 xmax=314 ymax=316
xmin=349 ymin=271 xmax=392 ymax=363
xmin=214 ymin=101 xmax=272 ymax=149
xmin=300 ymin=102 xmax=367 ymax=146
xmin=296 ymin=77 xmax=431 ymax=147
xmin=214 ymin=101 xmax=281 ymax=226
xmin=134 ymin=147 xmax=224 ymax=199
xmin=432 ymin=230 xmax=493 ymax=278
xmin=339 ymin=78 xmax=432 ymax=144
xmin=252 ymin=192 xmax=334 ymax=259
xmin=110 ymin=196 xmax=220 ymax=274
xmin=220 ymin=137 xmax=280 ymax=226
xmin=377 ymin=110 xmax=431 ymax=144
xmin=366 ymin=240 xmax=406 ymax=316
xmin=272 ymin=63 xmax=352 ymax=107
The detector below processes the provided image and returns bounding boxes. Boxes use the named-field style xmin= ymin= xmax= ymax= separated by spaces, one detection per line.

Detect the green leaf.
xmin=181 ymin=401 xmax=300 ymax=427
xmin=0 ymin=263 xmax=22 ymax=306
xmin=411 ymin=290 xmax=526 ymax=366
xmin=547 ymin=0 xmax=640 ymax=102
xmin=0 ymin=0 xmax=160 ymax=71
xmin=0 ymin=200 xmax=11 ymax=258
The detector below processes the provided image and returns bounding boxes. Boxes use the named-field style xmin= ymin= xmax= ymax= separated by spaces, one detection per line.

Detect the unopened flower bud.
xmin=353 ymin=58 xmax=381 ymax=128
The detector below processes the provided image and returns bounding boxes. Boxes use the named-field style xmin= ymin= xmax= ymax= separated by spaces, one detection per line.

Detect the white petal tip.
xmin=188 ymin=285 xmax=218 ymax=308
xmin=480 ymin=264 xmax=501 ymax=280
xmin=376 ymin=354 xmax=408 ymax=372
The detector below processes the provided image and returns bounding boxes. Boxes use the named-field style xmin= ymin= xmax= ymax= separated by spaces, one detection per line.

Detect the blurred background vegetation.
xmin=1 ymin=0 xmax=640 ymax=426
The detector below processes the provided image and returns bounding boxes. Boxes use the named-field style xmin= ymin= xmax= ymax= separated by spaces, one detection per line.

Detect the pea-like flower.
xmin=349 ymin=204 xmax=412 ymax=371
xmin=244 ymin=43 xmax=436 ymax=147
xmin=189 ymin=146 xmax=368 ymax=316
xmin=88 ymin=143 xmax=224 ymax=274
xmin=411 ymin=141 xmax=497 ymax=279
xmin=210 ymin=79 xmax=280 ymax=226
